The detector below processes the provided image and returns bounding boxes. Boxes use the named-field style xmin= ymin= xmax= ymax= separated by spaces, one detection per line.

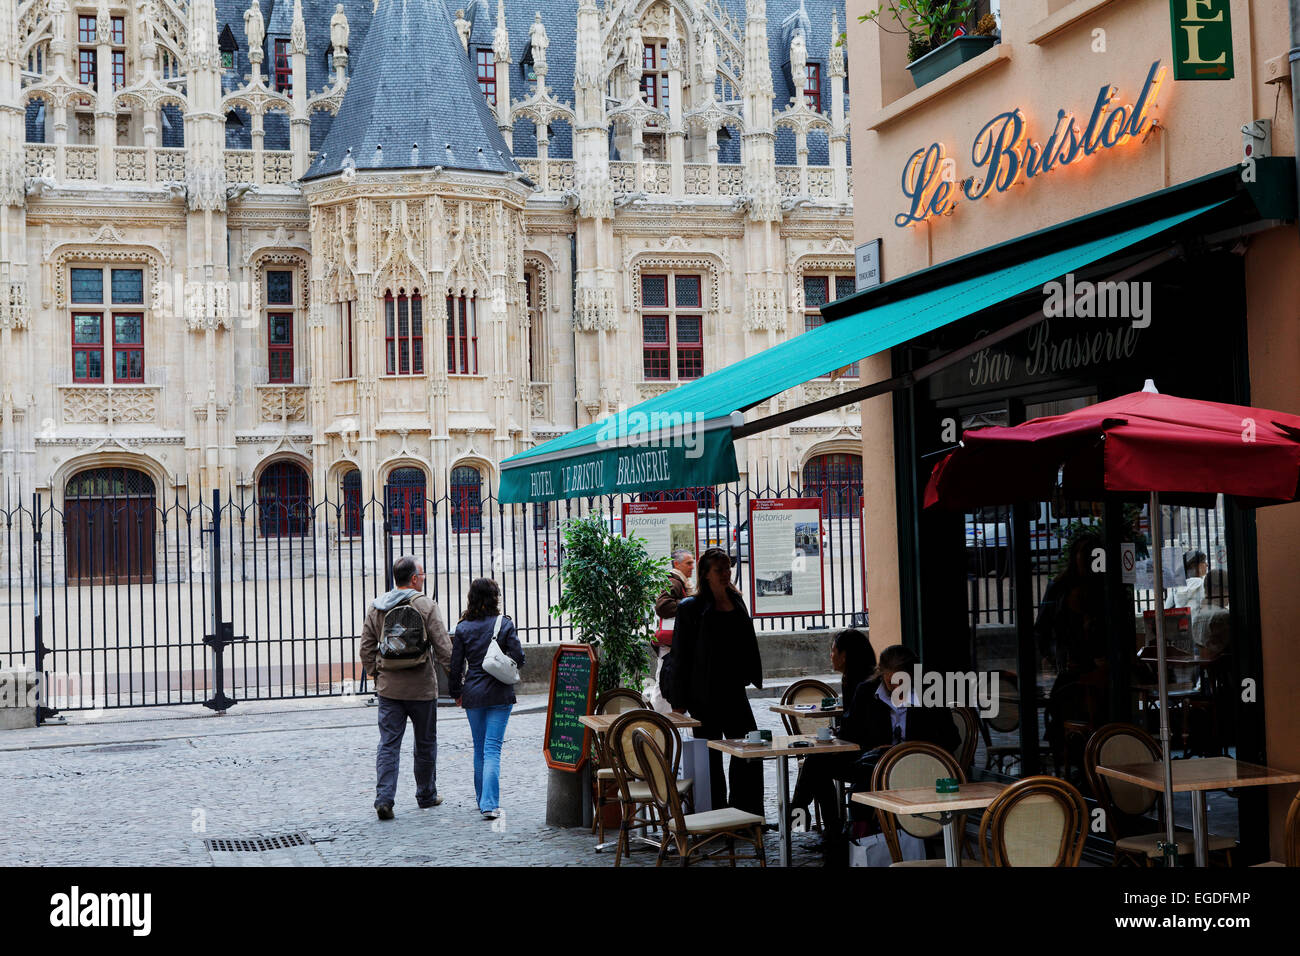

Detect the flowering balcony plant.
xmin=860 ymin=1 xmax=999 ymax=87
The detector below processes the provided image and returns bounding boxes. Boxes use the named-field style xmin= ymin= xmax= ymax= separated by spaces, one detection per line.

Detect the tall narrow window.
xmin=112 ymin=49 xmax=126 ymax=89
xmin=385 ymin=290 xmax=424 ymax=375
xmin=804 ymin=63 xmax=821 ymax=112
xmin=640 ymin=272 xmax=703 ymax=381
xmin=340 ymin=301 xmax=355 ymax=378
xmin=78 ymin=49 xmax=97 ymax=87
xmin=266 ymin=270 xmax=294 ymax=382
xmin=476 ymin=49 xmax=497 ymax=106
xmin=342 ymin=469 xmax=362 ymax=536
xmin=70 ymin=266 xmax=146 ymax=383
xmin=525 ymin=270 xmax=543 ymax=383
xmin=446 ymin=294 xmax=478 ymax=375
xmin=802 ymin=274 xmax=859 ymax=379
xmin=640 ymin=43 xmax=669 ymax=109
xmin=450 ymin=465 xmax=483 ymax=533
xmin=274 ymin=38 xmax=292 ymax=93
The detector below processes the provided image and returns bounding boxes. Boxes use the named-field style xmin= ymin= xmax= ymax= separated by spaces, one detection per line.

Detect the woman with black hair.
xmin=449 ymin=577 xmax=526 ymax=820
xmin=664 ymin=547 xmax=764 ymax=815
xmin=790 ymin=629 xmax=876 ymax=851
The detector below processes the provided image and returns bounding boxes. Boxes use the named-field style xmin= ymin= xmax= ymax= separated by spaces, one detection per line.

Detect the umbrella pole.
xmin=1149 ymin=492 xmax=1178 ymax=867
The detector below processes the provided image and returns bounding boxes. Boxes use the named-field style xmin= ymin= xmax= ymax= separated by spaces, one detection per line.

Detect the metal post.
xmin=32 ymin=492 xmax=57 ymax=725
xmin=1150 ymin=492 xmax=1179 ymax=866
xmin=203 ymin=489 xmax=245 ymax=713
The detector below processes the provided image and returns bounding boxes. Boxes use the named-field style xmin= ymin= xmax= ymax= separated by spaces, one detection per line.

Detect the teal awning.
xmin=500 ymin=201 xmax=1222 ymax=504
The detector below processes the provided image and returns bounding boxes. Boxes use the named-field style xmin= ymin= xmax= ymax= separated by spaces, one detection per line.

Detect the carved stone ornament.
xmin=573 ymin=284 xmax=617 ymax=331
xmin=186 ymin=157 xmax=227 ymax=212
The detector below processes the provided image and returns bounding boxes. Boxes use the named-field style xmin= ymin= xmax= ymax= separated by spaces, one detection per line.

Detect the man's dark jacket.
xmin=840 ymin=677 xmax=961 ymax=754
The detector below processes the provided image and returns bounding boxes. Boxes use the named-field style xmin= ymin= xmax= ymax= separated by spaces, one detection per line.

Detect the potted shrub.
xmin=860 ymin=2 xmax=999 ymax=88
xmin=550 ymin=512 xmax=672 ymax=695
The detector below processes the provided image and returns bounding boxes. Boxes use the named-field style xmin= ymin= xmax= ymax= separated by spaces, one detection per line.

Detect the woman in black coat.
xmin=664 ymin=548 xmax=764 ymax=815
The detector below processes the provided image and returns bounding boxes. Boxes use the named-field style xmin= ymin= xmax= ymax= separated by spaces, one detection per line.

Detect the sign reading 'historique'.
xmin=896 ymin=60 xmax=1166 ymax=228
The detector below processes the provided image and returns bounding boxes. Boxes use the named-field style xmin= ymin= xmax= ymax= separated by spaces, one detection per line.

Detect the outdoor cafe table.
xmin=769 ymin=703 xmax=844 ymax=720
xmin=852 ymin=782 xmax=1010 ymax=867
xmin=1096 ymin=757 xmax=1300 ymax=867
xmin=708 ymin=735 xmax=860 ymax=867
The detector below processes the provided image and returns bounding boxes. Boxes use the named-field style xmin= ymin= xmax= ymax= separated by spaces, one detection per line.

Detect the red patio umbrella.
xmin=924 ymin=383 xmax=1300 ymax=865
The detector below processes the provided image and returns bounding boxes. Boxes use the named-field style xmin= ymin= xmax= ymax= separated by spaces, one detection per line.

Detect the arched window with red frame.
xmin=386 ymin=467 xmax=427 ymax=535
xmin=341 ymin=469 xmax=362 ymax=537
xmin=450 ymin=465 xmax=483 ymax=533
xmin=802 ymin=454 xmax=862 ymax=518
xmin=384 ymin=289 xmax=424 ymax=375
xmin=258 ymin=460 xmax=312 ymax=537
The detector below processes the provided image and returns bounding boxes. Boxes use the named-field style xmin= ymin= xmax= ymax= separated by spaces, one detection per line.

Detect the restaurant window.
xmin=70 ymin=266 xmax=146 ymax=383
xmin=386 ymin=467 xmax=427 ymax=536
xmin=476 ymin=49 xmax=497 ymax=106
xmin=274 ymin=38 xmax=292 ymax=94
xmin=258 ymin=460 xmax=311 ymax=537
xmin=385 ymin=290 xmax=425 ymax=375
xmin=804 ymin=63 xmax=821 ymax=111
xmin=266 ymin=270 xmax=295 ymax=383
xmin=802 ymin=454 xmax=862 ymax=518
xmin=446 ymin=293 xmax=478 ymax=375
xmin=802 ymin=274 xmax=859 ymax=378
xmin=641 ymin=273 xmax=703 ymax=381
xmin=450 ymin=465 xmax=483 ymax=533
xmin=341 ymin=469 xmax=362 ymax=537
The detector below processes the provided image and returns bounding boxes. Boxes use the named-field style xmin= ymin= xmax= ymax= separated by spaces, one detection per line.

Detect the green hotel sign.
xmin=1169 ymin=0 xmax=1233 ymax=81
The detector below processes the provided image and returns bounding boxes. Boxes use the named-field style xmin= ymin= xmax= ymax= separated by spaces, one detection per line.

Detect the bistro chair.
xmin=590 ymin=688 xmax=645 ymax=844
xmin=1251 ymin=789 xmax=1300 ymax=867
xmin=870 ymin=741 xmax=974 ymax=867
xmin=631 ymin=728 xmax=766 ymax=867
xmin=607 ymin=709 xmax=695 ymax=866
xmin=1083 ymin=722 xmax=1235 ymax=866
xmin=978 ymin=775 xmax=1088 ymax=867
xmin=779 ymin=678 xmax=837 ymax=831
xmin=950 ymin=706 xmax=980 ymax=777
xmin=981 ymin=670 xmax=1054 ymax=775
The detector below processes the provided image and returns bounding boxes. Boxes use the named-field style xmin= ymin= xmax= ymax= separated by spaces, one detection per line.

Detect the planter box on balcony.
xmin=907 ymin=35 xmax=998 ymax=88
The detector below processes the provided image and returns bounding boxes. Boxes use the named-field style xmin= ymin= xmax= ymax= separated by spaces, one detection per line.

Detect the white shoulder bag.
xmin=481 ymin=614 xmax=521 ymax=685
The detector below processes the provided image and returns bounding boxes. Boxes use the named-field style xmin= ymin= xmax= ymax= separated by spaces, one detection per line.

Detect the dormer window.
xmin=476 ymin=49 xmax=497 ymax=106
xmin=804 ymin=63 xmax=821 ymax=111
xmin=218 ymin=24 xmax=238 ymax=70
xmin=274 ymin=39 xmax=292 ymax=93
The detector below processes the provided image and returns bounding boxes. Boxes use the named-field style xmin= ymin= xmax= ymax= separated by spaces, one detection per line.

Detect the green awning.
xmin=499 ymin=201 xmax=1222 ymax=504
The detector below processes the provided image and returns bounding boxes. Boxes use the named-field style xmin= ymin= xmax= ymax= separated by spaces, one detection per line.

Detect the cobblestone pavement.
xmin=0 ymin=692 xmax=827 ymax=867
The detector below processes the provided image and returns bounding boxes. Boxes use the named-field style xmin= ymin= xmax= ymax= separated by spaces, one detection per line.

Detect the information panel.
xmin=621 ymin=500 xmax=699 ymax=563
xmin=747 ymin=498 xmax=825 ymax=618
xmin=543 ymin=644 xmax=599 ymax=772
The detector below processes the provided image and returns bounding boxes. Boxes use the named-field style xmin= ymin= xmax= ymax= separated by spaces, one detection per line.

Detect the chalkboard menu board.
xmin=544 ymin=644 xmax=599 ymax=772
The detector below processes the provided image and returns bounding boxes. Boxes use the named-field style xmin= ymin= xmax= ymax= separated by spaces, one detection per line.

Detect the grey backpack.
xmin=378 ymin=595 xmax=429 ymax=669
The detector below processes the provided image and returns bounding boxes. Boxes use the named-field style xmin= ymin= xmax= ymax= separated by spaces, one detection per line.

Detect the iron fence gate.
xmin=0 ymin=466 xmax=869 ymax=718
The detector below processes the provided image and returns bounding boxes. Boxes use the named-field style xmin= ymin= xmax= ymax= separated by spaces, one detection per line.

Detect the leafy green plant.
xmin=859 ymin=0 xmax=977 ymax=62
xmin=549 ymin=513 xmax=672 ymax=695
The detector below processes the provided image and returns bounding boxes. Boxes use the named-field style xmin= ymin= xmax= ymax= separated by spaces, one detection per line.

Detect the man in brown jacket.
xmin=359 ymin=555 xmax=453 ymax=819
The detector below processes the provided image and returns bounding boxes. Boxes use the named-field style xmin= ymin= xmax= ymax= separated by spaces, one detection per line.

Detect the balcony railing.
xmin=24 ymin=144 xmax=188 ymax=184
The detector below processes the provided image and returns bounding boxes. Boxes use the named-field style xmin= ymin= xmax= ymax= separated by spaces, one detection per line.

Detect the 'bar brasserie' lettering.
xmin=897 ymin=61 xmax=1165 ymax=227
xmin=614 ymin=450 xmax=672 ymax=488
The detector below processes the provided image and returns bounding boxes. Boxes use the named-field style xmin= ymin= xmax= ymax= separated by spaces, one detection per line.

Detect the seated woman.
xmin=840 ymin=644 xmax=960 ymax=754
xmin=790 ymin=628 xmax=876 ymax=836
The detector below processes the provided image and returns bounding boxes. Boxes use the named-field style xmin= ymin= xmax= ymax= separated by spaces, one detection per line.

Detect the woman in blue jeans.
xmin=449 ymin=578 xmax=526 ymax=820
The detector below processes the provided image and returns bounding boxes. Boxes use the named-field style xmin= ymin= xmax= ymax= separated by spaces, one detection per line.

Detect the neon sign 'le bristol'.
xmin=896 ymin=60 xmax=1166 ymax=228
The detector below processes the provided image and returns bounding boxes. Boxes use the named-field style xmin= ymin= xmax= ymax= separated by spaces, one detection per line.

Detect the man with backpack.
xmin=359 ymin=555 xmax=453 ymax=820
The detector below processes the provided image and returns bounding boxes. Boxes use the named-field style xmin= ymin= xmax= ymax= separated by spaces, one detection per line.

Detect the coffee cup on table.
xmin=745 ymin=730 xmax=763 ymax=744
xmin=816 ymin=727 xmax=832 ymax=741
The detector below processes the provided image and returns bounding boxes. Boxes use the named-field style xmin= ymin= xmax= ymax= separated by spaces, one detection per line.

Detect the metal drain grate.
xmin=204 ymin=832 xmax=310 ymax=853
xmin=88 ymin=743 xmax=163 ymax=754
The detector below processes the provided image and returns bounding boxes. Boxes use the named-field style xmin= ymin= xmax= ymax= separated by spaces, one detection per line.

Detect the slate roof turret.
xmin=302 ymin=0 xmax=519 ymax=180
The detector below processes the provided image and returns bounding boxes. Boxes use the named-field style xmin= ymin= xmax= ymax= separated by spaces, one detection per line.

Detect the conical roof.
xmin=302 ymin=0 xmax=518 ymax=181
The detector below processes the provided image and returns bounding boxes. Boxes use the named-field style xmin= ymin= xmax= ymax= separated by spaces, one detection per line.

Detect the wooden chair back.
xmin=608 ymin=709 xmax=681 ymax=800
xmin=986 ymin=670 xmax=1020 ymax=734
xmin=871 ymin=741 xmax=965 ymax=859
xmin=1084 ymin=722 xmax=1162 ymax=830
xmin=950 ymin=706 xmax=979 ymax=774
xmin=979 ymin=776 xmax=1087 ymax=867
xmin=779 ymin=678 xmax=836 ymax=735
xmin=1285 ymin=790 xmax=1300 ymax=868
xmin=631 ymin=728 xmax=689 ymax=837
xmin=595 ymin=688 xmax=645 ymax=715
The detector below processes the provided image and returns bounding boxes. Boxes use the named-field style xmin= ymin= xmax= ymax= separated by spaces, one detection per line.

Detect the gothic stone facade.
xmin=3 ymin=0 xmax=858 ymax=543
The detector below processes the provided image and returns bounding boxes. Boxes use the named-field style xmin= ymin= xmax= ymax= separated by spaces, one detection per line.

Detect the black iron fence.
xmin=0 ymin=467 xmax=867 ymax=716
